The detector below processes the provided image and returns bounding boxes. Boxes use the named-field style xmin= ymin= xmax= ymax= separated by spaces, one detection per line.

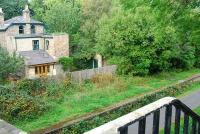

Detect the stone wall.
xmin=46 ymin=38 xmax=56 ymax=58
xmin=1 ymin=24 xmax=45 ymax=53
xmin=52 ymin=34 xmax=69 ymax=59
xmin=6 ymin=25 xmax=19 ymax=36
xmin=26 ymin=67 xmax=35 ymax=79
xmin=36 ymin=25 xmax=44 ymax=34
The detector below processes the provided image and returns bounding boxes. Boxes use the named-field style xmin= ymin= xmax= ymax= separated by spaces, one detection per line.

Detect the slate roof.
xmin=0 ymin=16 xmax=43 ymax=31
xmin=19 ymin=50 xmax=56 ymax=66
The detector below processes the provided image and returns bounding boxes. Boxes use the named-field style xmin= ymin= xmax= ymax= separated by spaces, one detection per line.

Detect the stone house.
xmin=0 ymin=5 xmax=69 ymax=79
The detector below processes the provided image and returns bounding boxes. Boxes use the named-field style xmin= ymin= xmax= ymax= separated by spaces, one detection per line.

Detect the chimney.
xmin=23 ymin=5 xmax=31 ymax=34
xmin=23 ymin=5 xmax=31 ymax=22
xmin=0 ymin=8 xmax=4 ymax=26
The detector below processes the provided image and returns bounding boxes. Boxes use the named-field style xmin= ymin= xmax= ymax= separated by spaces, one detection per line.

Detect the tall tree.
xmin=0 ymin=0 xmax=26 ymax=20
xmin=73 ymin=0 xmax=113 ymax=60
xmin=30 ymin=0 xmax=81 ymax=34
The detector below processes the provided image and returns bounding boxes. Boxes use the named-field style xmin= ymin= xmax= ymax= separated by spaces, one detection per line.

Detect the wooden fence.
xmin=70 ymin=65 xmax=117 ymax=81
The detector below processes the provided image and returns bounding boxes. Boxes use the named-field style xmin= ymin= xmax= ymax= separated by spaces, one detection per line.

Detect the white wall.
xmin=15 ymin=37 xmax=45 ymax=51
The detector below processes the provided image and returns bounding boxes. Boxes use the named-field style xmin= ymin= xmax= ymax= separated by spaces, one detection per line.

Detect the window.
xmin=35 ymin=65 xmax=50 ymax=76
xmin=33 ymin=40 xmax=39 ymax=50
xmin=31 ymin=25 xmax=36 ymax=34
xmin=19 ymin=25 xmax=24 ymax=34
xmin=46 ymin=40 xmax=49 ymax=50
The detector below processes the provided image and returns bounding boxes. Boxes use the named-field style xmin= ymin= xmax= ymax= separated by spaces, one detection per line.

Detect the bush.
xmin=0 ymin=46 xmax=24 ymax=80
xmin=59 ymin=57 xmax=74 ymax=71
xmin=0 ymin=85 xmax=48 ymax=122
xmin=16 ymin=79 xmax=47 ymax=96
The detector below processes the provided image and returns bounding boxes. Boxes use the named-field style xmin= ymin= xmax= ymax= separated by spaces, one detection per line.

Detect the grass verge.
xmin=13 ymin=69 xmax=200 ymax=132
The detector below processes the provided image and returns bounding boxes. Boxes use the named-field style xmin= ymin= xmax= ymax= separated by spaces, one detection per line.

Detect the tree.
xmin=95 ymin=3 xmax=197 ymax=75
xmin=30 ymin=0 xmax=81 ymax=34
xmin=0 ymin=0 xmax=26 ymax=20
xmin=59 ymin=57 xmax=74 ymax=71
xmin=73 ymin=0 xmax=113 ymax=60
xmin=0 ymin=46 xmax=24 ymax=80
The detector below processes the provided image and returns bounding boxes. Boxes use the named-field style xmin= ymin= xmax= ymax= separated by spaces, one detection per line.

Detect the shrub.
xmin=0 ymin=85 xmax=48 ymax=122
xmin=59 ymin=57 xmax=74 ymax=71
xmin=0 ymin=46 xmax=24 ymax=80
xmin=16 ymin=79 xmax=47 ymax=96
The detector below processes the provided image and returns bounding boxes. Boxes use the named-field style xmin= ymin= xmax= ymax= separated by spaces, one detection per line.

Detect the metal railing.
xmin=84 ymin=97 xmax=200 ymax=134
xmin=118 ymin=99 xmax=200 ymax=134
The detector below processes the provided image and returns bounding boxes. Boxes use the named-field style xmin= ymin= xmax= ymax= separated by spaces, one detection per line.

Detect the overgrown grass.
xmin=13 ymin=69 xmax=200 ymax=132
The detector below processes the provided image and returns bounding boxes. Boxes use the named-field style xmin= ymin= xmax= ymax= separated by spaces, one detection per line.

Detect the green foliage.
xmin=0 ymin=78 xmax=73 ymax=122
xmin=0 ymin=80 xmax=48 ymax=122
xmin=30 ymin=0 xmax=81 ymax=35
xmin=0 ymin=0 xmax=26 ymax=20
xmin=62 ymin=80 xmax=199 ymax=134
xmin=72 ymin=0 xmax=114 ymax=59
xmin=29 ymin=0 xmax=200 ymax=73
xmin=13 ymin=69 xmax=200 ymax=132
xmin=95 ymin=0 xmax=199 ymax=75
xmin=0 ymin=46 xmax=24 ymax=80
xmin=59 ymin=57 xmax=74 ymax=71
xmin=16 ymin=79 xmax=47 ymax=95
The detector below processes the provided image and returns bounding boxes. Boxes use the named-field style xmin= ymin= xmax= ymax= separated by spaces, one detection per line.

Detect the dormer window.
xmin=31 ymin=25 xmax=36 ymax=34
xmin=19 ymin=25 xmax=24 ymax=34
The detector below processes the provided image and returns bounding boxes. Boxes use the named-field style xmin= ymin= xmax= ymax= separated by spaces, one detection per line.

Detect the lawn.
xmin=14 ymin=69 xmax=200 ymax=132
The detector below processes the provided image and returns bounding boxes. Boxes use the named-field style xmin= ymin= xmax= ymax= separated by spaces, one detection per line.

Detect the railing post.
xmin=119 ymin=126 xmax=128 ymax=134
xmin=174 ymin=108 xmax=181 ymax=134
xmin=191 ymin=119 xmax=197 ymax=134
xmin=183 ymin=114 xmax=189 ymax=134
xmin=164 ymin=105 xmax=172 ymax=134
xmin=138 ymin=118 xmax=146 ymax=134
xmin=152 ymin=110 xmax=160 ymax=134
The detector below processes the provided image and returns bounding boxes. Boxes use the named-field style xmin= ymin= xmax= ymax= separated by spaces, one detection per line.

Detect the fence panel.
xmin=70 ymin=65 xmax=117 ymax=81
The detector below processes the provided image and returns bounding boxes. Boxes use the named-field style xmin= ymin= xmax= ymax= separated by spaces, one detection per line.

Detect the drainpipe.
xmin=93 ymin=59 xmax=95 ymax=69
